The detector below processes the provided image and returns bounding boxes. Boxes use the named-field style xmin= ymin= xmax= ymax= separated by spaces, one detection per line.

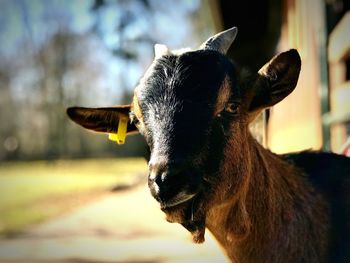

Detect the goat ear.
xmin=248 ymin=49 xmax=301 ymax=117
xmin=66 ymin=105 xmax=138 ymax=134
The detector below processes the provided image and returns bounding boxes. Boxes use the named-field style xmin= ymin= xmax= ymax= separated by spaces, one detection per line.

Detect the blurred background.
xmin=0 ymin=0 xmax=349 ymax=262
xmin=0 ymin=0 xmax=215 ymax=160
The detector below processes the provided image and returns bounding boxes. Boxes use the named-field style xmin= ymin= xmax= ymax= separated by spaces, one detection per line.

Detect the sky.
xmin=0 ymin=0 xmax=91 ymax=53
xmin=0 ymin=0 xmax=212 ymax=97
xmin=0 ymin=0 xmax=204 ymax=55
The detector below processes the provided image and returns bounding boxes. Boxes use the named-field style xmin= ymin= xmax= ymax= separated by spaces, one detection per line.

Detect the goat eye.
xmin=216 ymin=103 xmax=238 ymax=119
xmin=133 ymin=118 xmax=141 ymax=128
xmin=129 ymin=112 xmax=140 ymax=127
xmin=224 ymin=103 xmax=238 ymax=114
xmin=133 ymin=118 xmax=140 ymax=127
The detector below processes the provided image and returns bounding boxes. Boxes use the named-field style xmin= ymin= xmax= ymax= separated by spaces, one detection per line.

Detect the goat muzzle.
xmin=148 ymin=159 xmax=201 ymax=208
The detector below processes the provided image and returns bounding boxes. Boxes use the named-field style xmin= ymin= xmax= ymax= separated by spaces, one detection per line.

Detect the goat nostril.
xmin=151 ymin=180 xmax=160 ymax=195
xmin=149 ymin=169 xmax=157 ymax=181
xmin=148 ymin=160 xmax=167 ymax=183
xmin=149 ymin=171 xmax=165 ymax=186
xmin=148 ymin=168 xmax=162 ymax=193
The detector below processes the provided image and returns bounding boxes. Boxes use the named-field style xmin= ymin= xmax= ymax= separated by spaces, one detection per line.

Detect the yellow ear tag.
xmin=108 ymin=116 xmax=128 ymax=145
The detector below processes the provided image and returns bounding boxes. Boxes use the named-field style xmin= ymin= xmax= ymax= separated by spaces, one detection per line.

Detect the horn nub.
xmin=154 ymin=44 xmax=170 ymax=58
xmin=200 ymin=27 xmax=238 ymax=55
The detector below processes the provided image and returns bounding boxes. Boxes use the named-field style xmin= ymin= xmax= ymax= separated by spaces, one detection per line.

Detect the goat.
xmin=67 ymin=27 xmax=350 ymax=263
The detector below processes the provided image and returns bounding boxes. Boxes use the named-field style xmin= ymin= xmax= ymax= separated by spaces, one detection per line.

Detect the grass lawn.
xmin=0 ymin=158 xmax=147 ymax=237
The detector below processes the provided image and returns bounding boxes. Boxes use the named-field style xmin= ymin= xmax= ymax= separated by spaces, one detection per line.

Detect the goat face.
xmin=67 ymin=27 xmax=301 ymax=242
xmin=132 ymin=50 xmax=237 ymax=209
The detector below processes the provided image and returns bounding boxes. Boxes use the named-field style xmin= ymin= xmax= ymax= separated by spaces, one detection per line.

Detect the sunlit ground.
xmin=0 ymin=158 xmax=147 ymax=236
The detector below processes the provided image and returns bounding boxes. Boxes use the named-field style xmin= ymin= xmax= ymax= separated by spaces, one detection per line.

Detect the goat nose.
xmin=148 ymin=168 xmax=163 ymax=192
xmin=148 ymin=162 xmax=168 ymax=190
xmin=148 ymin=161 xmax=184 ymax=195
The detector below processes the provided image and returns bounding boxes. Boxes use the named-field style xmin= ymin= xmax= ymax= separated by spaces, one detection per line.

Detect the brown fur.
xmin=214 ymin=76 xmax=232 ymax=116
xmin=205 ymin=130 xmax=330 ymax=263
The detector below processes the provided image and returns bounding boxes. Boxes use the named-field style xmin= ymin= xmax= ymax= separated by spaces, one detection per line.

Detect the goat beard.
xmin=161 ymin=192 xmax=207 ymax=243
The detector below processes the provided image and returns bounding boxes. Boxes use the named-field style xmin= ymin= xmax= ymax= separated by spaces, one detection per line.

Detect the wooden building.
xmin=207 ymin=0 xmax=350 ymax=154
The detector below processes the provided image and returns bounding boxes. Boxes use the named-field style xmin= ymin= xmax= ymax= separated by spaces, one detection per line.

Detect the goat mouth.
xmin=159 ymin=192 xmax=197 ymax=209
xmin=160 ymin=192 xmax=207 ymax=244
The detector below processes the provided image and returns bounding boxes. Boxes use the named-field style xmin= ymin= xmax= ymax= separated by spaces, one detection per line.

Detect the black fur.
xmin=284 ymin=151 xmax=350 ymax=262
xmin=136 ymin=50 xmax=237 ymax=160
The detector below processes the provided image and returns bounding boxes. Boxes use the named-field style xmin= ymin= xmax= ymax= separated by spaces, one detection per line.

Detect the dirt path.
xmin=0 ymin=184 xmax=227 ymax=263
